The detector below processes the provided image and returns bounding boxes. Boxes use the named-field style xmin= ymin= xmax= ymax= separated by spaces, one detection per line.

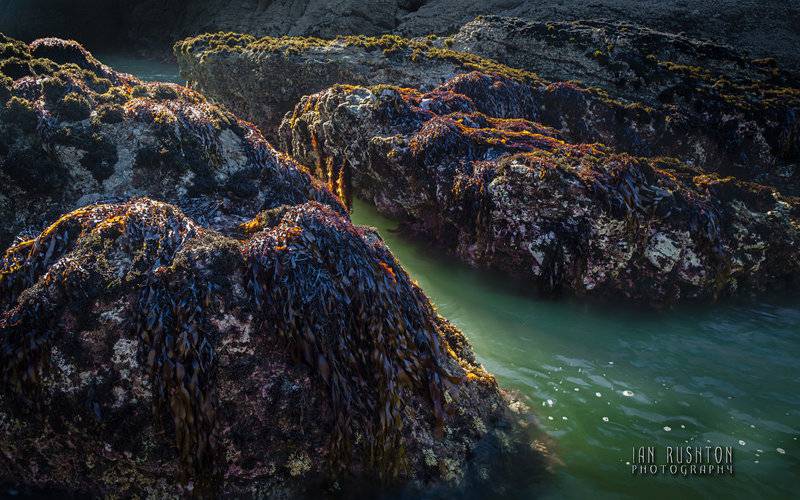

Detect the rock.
xmin=174 ymin=33 xmax=500 ymax=140
xmin=0 ymin=197 xmax=547 ymax=496
xmin=3 ymin=1 xmax=800 ymax=72
xmin=279 ymin=73 xmax=800 ymax=304
xmin=0 ymin=34 xmax=341 ymax=249
xmin=0 ymin=35 xmax=546 ymax=497
xmin=450 ymin=16 xmax=800 ymax=109
xmin=175 ymin=31 xmax=800 ymax=192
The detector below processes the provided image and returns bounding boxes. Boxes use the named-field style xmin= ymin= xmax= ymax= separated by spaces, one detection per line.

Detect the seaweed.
xmin=243 ymin=202 xmax=453 ymax=477
xmin=3 ymin=96 xmax=38 ymax=132
xmin=55 ymin=92 xmax=91 ymax=121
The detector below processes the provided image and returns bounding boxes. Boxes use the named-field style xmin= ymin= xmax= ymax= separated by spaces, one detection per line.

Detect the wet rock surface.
xmin=0 ymin=34 xmax=341 ymax=249
xmin=0 ymin=37 xmax=547 ymax=497
xmin=280 ymin=73 xmax=800 ymax=304
xmin=450 ymin=16 xmax=800 ymax=110
xmin=175 ymin=31 xmax=800 ymax=192
xmin=0 ymin=197 xmax=547 ymax=496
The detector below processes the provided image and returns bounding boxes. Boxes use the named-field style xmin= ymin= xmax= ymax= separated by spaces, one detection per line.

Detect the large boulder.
xmin=0 ymin=197 xmax=547 ymax=496
xmin=280 ymin=73 xmax=800 ymax=304
xmin=0 ymin=34 xmax=341 ymax=249
xmin=0 ymin=34 xmax=548 ymax=497
xmin=175 ymin=31 xmax=800 ymax=192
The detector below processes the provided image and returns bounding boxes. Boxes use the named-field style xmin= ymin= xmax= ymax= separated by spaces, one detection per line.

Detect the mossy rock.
xmin=0 ymin=34 xmax=342 ymax=251
xmin=0 ymin=57 xmax=32 ymax=79
xmin=93 ymin=103 xmax=125 ymax=124
xmin=29 ymin=38 xmax=104 ymax=74
xmin=3 ymin=96 xmax=38 ymax=132
xmin=55 ymin=91 xmax=92 ymax=121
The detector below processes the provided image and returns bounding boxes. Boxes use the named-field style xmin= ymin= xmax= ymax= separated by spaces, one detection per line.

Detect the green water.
xmin=351 ymin=200 xmax=799 ymax=500
xmin=109 ymin=57 xmax=799 ymax=500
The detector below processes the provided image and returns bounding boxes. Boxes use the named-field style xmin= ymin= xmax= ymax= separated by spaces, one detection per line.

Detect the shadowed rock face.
xmin=450 ymin=16 xmax=800 ymax=108
xmin=0 ymin=34 xmax=342 ymax=249
xmin=4 ymin=1 xmax=800 ymax=72
xmin=175 ymin=31 xmax=800 ymax=192
xmin=0 ymin=37 xmax=547 ymax=497
xmin=280 ymin=74 xmax=800 ymax=304
xmin=0 ymin=197 xmax=547 ymax=497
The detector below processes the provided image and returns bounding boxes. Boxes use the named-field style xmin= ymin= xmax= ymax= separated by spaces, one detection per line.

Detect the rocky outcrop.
xmin=280 ymin=73 xmax=800 ymax=304
xmin=0 ymin=35 xmax=546 ymax=497
xmin=0 ymin=197 xmax=546 ymax=496
xmin=0 ymin=34 xmax=340 ymax=249
xmin=4 ymin=1 xmax=800 ymax=72
xmin=175 ymin=32 xmax=800 ymax=192
xmin=450 ymin=16 xmax=800 ymax=109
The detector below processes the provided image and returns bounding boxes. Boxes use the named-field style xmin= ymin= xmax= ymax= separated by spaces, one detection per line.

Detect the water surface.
xmin=112 ymin=56 xmax=800 ymax=500
xmin=352 ymin=200 xmax=799 ymax=500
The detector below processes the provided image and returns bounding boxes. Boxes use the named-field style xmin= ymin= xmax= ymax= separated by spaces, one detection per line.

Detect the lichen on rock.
xmin=280 ymin=73 xmax=800 ymax=304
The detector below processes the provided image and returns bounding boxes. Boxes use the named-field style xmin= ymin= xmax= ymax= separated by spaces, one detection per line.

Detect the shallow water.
xmin=110 ymin=56 xmax=800 ymax=500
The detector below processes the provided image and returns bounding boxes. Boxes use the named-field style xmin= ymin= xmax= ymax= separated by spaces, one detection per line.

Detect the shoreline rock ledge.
xmin=0 ymin=36 xmax=548 ymax=497
xmin=175 ymin=28 xmax=800 ymax=192
xmin=280 ymin=73 xmax=800 ymax=304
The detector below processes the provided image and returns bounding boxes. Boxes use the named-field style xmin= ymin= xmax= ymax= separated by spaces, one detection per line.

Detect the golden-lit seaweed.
xmin=282 ymin=75 xmax=800 ymax=304
xmin=243 ymin=202 xmax=452 ymax=477
xmin=1 ymin=200 xmax=222 ymax=491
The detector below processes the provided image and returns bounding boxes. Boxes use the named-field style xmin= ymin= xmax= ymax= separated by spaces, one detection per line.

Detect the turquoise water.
xmin=351 ymin=200 xmax=799 ymax=500
xmin=95 ymin=53 xmax=184 ymax=83
xmin=110 ymin=57 xmax=800 ymax=499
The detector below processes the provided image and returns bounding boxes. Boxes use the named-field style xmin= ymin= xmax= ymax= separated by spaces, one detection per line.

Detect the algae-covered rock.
xmin=280 ymin=74 xmax=800 ymax=304
xmin=0 ymin=198 xmax=547 ymax=497
xmin=451 ymin=16 xmax=800 ymax=109
xmin=0 ymin=34 xmax=341 ymax=249
xmin=6 ymin=1 xmax=800 ymax=73
xmin=175 ymin=30 xmax=800 ymax=191
xmin=174 ymin=32 xmax=544 ymax=139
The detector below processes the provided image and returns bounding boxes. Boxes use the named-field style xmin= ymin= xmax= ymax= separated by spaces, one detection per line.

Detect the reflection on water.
xmin=106 ymin=56 xmax=799 ymax=500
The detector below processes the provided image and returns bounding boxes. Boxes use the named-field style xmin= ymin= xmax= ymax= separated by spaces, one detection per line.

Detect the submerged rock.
xmin=175 ymin=30 xmax=800 ymax=191
xmin=280 ymin=74 xmax=800 ymax=304
xmin=0 ymin=34 xmax=340 ymax=249
xmin=0 ymin=197 xmax=547 ymax=496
